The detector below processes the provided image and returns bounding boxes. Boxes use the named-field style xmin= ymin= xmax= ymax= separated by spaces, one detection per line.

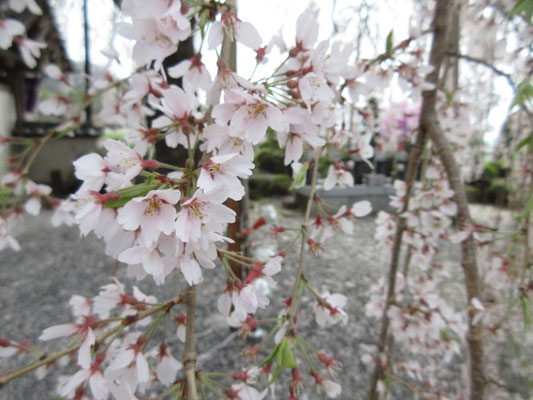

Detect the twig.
xmin=486 ymin=375 xmax=518 ymax=393
xmin=286 ymin=149 xmax=322 ymax=333
xmin=447 ymin=52 xmax=515 ymax=90
xmin=0 ymin=291 xmax=186 ymax=388
xmin=387 ymin=374 xmax=434 ymax=400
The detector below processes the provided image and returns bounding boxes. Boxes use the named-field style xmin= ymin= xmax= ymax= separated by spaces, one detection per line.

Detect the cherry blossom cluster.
xmin=0 ymin=0 xmax=46 ymax=68
xmin=366 ymin=154 xmax=481 ymax=397
xmin=0 ymin=2 xmax=379 ymax=398
xmin=1 ymin=0 xmax=531 ymax=399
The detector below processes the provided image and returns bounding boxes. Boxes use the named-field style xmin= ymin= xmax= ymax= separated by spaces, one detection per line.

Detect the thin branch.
xmin=486 ymin=375 xmax=518 ymax=394
xmin=286 ymin=149 xmax=322 ymax=333
xmin=423 ymin=2 xmax=486 ymax=399
xmin=447 ymin=52 xmax=516 ymax=91
xmin=0 ymin=292 xmax=186 ymax=388
xmin=183 ymin=285 xmax=199 ymax=400
xmin=387 ymin=374 xmax=435 ymax=400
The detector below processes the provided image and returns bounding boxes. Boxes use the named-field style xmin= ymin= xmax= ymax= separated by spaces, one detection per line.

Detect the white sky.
xmin=51 ymin=0 xmax=511 ymax=145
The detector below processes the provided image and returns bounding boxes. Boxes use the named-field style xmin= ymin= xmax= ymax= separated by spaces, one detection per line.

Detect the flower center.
xmin=144 ymin=197 xmax=162 ymax=216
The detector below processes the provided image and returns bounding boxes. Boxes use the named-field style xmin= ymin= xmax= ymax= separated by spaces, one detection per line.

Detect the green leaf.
xmin=512 ymin=78 xmax=533 ymax=107
xmin=198 ymin=9 xmax=210 ymax=39
xmin=269 ymin=351 xmax=283 ymax=384
xmin=445 ymin=91 xmax=454 ymax=107
xmin=385 ymin=30 xmax=394 ymax=56
xmin=104 ymin=183 xmax=160 ymax=208
xmin=521 ymin=295 xmax=531 ymax=327
xmin=384 ymin=376 xmax=391 ymax=392
xmin=280 ymin=338 xmax=296 ymax=368
xmin=103 ymin=197 xmax=133 ymax=208
xmin=0 ymin=187 xmax=11 ymax=199
xmin=516 ymin=191 xmax=533 ymax=220
xmin=116 ymin=183 xmax=159 ymax=197
xmin=509 ymin=0 xmax=533 ymax=24
xmin=260 ymin=342 xmax=281 ymax=368
xmin=516 ymin=136 xmax=532 ymax=151
xmin=289 ymin=162 xmax=309 ymax=191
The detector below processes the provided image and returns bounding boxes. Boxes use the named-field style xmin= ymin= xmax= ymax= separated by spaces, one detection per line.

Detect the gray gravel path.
xmin=0 ymin=200 xmax=527 ymax=399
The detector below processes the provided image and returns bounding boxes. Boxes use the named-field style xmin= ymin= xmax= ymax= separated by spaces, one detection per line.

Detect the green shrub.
xmin=249 ymin=173 xmax=292 ymax=199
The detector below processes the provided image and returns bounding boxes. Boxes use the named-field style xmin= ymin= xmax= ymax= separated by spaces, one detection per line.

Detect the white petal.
xmin=89 ymin=372 xmax=109 ymax=400
xmin=136 ymin=353 xmax=150 ymax=383
xmin=61 ymin=369 xmax=90 ymax=397
xmin=39 ymin=324 xmax=75 ymax=341
xmin=352 ymin=200 xmax=372 ymax=217
xmin=107 ymin=349 xmax=135 ymax=371
xmin=78 ymin=328 xmax=95 ymax=369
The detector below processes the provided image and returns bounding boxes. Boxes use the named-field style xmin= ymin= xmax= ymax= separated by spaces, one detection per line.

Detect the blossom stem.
xmin=296 ymin=338 xmax=314 ymax=370
xmin=221 ymin=253 xmax=253 ymax=267
xmin=268 ymin=55 xmax=291 ymax=80
xmin=157 ymin=163 xmax=190 ymax=172
xmin=142 ymin=312 xmax=165 ymax=351
xmin=387 ymin=373 xmax=434 ymax=400
xmin=301 ymin=279 xmax=328 ymax=307
xmin=216 ymin=248 xmax=263 ymax=264
xmin=279 ymin=231 xmax=303 ymax=255
xmin=203 ymin=372 xmax=232 ymax=377
xmin=221 ymin=257 xmax=238 ymax=280
xmin=156 ymin=382 xmax=182 ymax=400
xmin=296 ymin=334 xmax=319 ymax=354
xmin=199 ymin=375 xmax=225 ymax=399
xmin=20 ymin=132 xmax=54 ymax=176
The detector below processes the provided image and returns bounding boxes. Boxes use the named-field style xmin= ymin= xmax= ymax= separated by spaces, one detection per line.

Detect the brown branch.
xmin=0 ymin=292 xmax=186 ymax=388
xmin=447 ymin=53 xmax=515 ymax=91
xmin=183 ymin=285 xmax=199 ymax=400
xmin=388 ymin=373 xmax=435 ymax=400
xmin=422 ymin=1 xmax=485 ymax=399
xmin=486 ymin=376 xmax=518 ymax=394
xmin=369 ymin=1 xmax=462 ymax=398
xmin=368 ymin=128 xmax=427 ymax=400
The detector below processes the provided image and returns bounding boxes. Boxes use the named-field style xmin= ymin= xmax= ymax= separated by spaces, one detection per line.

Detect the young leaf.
xmin=289 ymin=162 xmax=309 ymax=191
xmin=280 ymin=338 xmax=296 ymax=369
xmin=516 ymin=136 xmax=532 ymax=152
xmin=385 ymin=30 xmax=394 ymax=56
xmin=521 ymin=295 xmax=531 ymax=328
xmin=269 ymin=352 xmax=283 ymax=384
xmin=0 ymin=187 xmax=12 ymax=199
xmin=509 ymin=0 xmax=533 ymax=24
xmin=445 ymin=91 xmax=454 ymax=107
xmin=512 ymin=78 xmax=533 ymax=107
xmin=384 ymin=376 xmax=391 ymax=392
xmin=260 ymin=342 xmax=281 ymax=368
xmin=516 ymin=191 xmax=533 ymax=220
xmin=105 ymin=183 xmax=160 ymax=208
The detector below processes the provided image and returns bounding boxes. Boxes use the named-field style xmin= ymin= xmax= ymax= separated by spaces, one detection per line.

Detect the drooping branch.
xmin=368 ymin=1 xmax=459 ymax=398
xmin=421 ymin=0 xmax=485 ymax=398
xmin=0 ymin=292 xmax=186 ymax=388
xmin=447 ymin=52 xmax=515 ymax=91
xmin=287 ymin=149 xmax=322 ymax=332
xmin=367 ymin=128 xmax=427 ymax=400
xmin=425 ymin=109 xmax=486 ymax=400
xmin=183 ymin=285 xmax=199 ymax=400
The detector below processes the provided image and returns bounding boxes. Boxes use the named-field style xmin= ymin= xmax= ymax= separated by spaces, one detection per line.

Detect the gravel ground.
xmin=0 ymin=199 xmax=527 ymax=399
